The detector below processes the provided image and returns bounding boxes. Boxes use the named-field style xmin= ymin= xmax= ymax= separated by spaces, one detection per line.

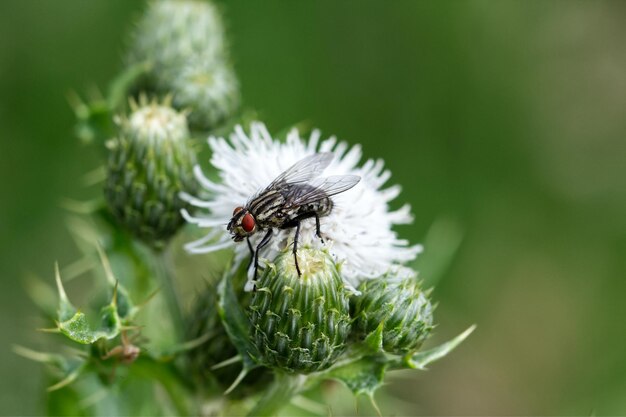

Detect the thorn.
xmin=54 ymin=263 xmax=69 ymax=303
xmin=47 ymin=368 xmax=82 ymax=392
xmin=210 ymin=354 xmax=242 ymax=370
xmin=37 ymin=327 xmax=61 ymax=333
xmin=120 ymin=325 xmax=143 ymax=332
xmin=110 ymin=281 xmax=118 ymax=307
xmin=59 ymin=198 xmax=100 ymax=214
xmin=135 ymin=287 xmax=161 ymax=310
xmin=13 ymin=345 xmax=51 ymax=363
xmin=96 ymin=244 xmax=117 ymax=286
xmin=290 ymin=395 xmax=327 ymax=415
xmin=79 ymin=387 xmax=108 ymax=409
xmin=368 ymin=393 xmax=382 ymax=417
xmin=60 ymin=257 xmax=95 ymax=283
xmin=82 ymin=165 xmax=107 ymax=186
xmin=224 ymin=368 xmax=248 ymax=395
xmin=66 ymin=90 xmax=86 ymax=116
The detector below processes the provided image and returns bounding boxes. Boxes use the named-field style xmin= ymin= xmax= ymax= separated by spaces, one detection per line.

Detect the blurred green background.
xmin=2 ymin=0 xmax=626 ymax=415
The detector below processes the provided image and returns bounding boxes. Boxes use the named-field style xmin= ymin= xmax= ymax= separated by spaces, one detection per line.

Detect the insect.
xmin=227 ymin=152 xmax=360 ymax=284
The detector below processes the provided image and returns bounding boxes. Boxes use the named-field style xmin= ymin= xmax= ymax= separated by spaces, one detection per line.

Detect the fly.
xmin=226 ymin=152 xmax=360 ymax=286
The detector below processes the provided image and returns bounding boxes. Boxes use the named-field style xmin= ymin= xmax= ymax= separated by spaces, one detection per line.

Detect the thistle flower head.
xmin=249 ymin=247 xmax=351 ymax=373
xmin=126 ymin=96 xmax=189 ymax=142
xmin=352 ymin=267 xmax=434 ymax=354
xmin=105 ymin=97 xmax=198 ymax=247
xmin=127 ymin=0 xmax=240 ymax=130
xmin=182 ymin=122 xmax=422 ymax=291
xmin=128 ymin=0 xmax=226 ymax=72
xmin=170 ymin=58 xmax=240 ymax=130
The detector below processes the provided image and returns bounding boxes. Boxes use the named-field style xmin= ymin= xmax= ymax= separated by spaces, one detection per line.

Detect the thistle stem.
xmin=152 ymin=246 xmax=184 ymax=342
xmin=247 ymin=372 xmax=307 ymax=417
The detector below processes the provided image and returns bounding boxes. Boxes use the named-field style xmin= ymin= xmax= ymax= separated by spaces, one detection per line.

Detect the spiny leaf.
xmin=57 ymin=290 xmax=121 ymax=344
xmin=324 ymin=355 xmax=388 ymax=397
xmin=403 ymin=325 xmax=476 ymax=370
xmin=312 ymin=325 xmax=476 ymax=404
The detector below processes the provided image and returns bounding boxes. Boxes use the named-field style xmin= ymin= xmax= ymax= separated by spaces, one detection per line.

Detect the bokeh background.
xmin=2 ymin=0 xmax=626 ymax=415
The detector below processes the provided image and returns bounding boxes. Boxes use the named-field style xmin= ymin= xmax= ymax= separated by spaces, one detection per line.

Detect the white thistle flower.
xmin=181 ymin=122 xmax=422 ymax=291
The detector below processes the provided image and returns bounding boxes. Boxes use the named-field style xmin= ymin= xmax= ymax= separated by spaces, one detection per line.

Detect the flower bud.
xmin=104 ymin=97 xmax=198 ymax=247
xmin=352 ymin=268 xmax=434 ymax=354
xmin=169 ymin=58 xmax=240 ymax=130
xmin=249 ymin=247 xmax=351 ymax=373
xmin=127 ymin=0 xmax=240 ymax=130
xmin=128 ymin=0 xmax=226 ymax=74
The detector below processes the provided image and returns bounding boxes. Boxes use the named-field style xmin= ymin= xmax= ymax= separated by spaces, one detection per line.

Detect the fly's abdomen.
xmin=304 ymin=197 xmax=333 ymax=217
xmin=283 ymin=196 xmax=333 ymax=224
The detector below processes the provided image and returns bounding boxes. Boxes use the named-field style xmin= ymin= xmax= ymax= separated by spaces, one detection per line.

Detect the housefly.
xmin=226 ymin=152 xmax=360 ymax=284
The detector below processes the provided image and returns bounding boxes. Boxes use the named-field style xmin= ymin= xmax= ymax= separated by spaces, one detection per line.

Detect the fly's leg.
xmin=314 ymin=213 xmax=325 ymax=244
xmin=246 ymin=237 xmax=254 ymax=271
xmin=293 ymin=221 xmax=302 ymax=276
xmin=254 ymin=229 xmax=273 ymax=289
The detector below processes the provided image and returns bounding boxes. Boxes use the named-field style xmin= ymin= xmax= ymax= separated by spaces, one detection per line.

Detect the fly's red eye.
xmin=233 ymin=206 xmax=244 ymax=216
xmin=241 ymin=213 xmax=255 ymax=233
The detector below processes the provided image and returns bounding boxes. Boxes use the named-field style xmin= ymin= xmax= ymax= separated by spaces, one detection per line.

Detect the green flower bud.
xmin=352 ymin=268 xmax=434 ymax=355
xmin=127 ymin=0 xmax=240 ymax=130
xmin=104 ymin=97 xmax=198 ymax=247
xmin=249 ymin=247 xmax=351 ymax=374
xmin=170 ymin=59 xmax=240 ymax=130
xmin=128 ymin=0 xmax=226 ymax=74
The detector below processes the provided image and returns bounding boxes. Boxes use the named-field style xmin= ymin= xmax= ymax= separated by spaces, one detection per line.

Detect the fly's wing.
xmin=267 ymin=152 xmax=334 ymax=189
xmin=283 ymin=175 xmax=361 ymax=208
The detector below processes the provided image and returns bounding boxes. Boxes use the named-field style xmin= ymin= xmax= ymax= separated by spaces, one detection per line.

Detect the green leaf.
xmin=402 ymin=325 xmax=476 ymax=370
xmin=216 ymin=262 xmax=260 ymax=393
xmin=310 ymin=325 xmax=476 ymax=404
xmin=324 ymin=355 xmax=388 ymax=397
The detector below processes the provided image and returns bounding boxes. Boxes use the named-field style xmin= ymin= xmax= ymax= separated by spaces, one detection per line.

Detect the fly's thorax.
xmin=248 ymin=190 xmax=286 ymax=225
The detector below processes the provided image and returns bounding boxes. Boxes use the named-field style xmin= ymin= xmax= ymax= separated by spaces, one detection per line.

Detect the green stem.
xmin=248 ymin=372 xmax=307 ymax=417
xmin=151 ymin=246 xmax=185 ymax=343
xmin=131 ymin=356 xmax=193 ymax=416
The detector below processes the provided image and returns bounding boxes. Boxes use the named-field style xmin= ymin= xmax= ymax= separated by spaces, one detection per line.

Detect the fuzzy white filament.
xmin=181 ymin=122 xmax=422 ymax=291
